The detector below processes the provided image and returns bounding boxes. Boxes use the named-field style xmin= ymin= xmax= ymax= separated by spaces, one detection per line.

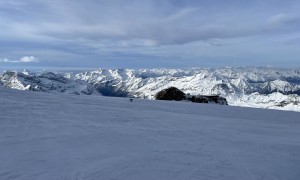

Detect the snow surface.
xmin=0 ymin=87 xmax=300 ymax=180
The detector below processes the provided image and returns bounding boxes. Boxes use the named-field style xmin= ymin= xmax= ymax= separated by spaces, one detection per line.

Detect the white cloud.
xmin=19 ymin=56 xmax=39 ymax=62
xmin=0 ymin=56 xmax=39 ymax=63
xmin=0 ymin=58 xmax=10 ymax=62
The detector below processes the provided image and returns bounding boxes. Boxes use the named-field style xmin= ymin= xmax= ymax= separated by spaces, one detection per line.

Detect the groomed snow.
xmin=0 ymin=87 xmax=300 ymax=180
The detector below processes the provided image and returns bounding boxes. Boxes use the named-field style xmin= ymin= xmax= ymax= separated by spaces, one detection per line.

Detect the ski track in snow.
xmin=0 ymin=87 xmax=300 ymax=180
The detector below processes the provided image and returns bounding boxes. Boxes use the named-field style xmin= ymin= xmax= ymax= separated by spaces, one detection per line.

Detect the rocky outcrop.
xmin=186 ymin=95 xmax=228 ymax=105
xmin=155 ymin=87 xmax=186 ymax=101
xmin=155 ymin=87 xmax=228 ymax=105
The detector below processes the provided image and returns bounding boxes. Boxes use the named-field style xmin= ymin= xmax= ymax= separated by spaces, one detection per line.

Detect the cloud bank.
xmin=0 ymin=0 xmax=300 ymax=68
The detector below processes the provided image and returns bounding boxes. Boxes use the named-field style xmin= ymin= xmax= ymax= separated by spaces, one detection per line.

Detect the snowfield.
xmin=0 ymin=87 xmax=300 ymax=180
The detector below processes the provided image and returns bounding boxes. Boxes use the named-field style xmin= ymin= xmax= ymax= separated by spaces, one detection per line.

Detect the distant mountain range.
xmin=1 ymin=67 xmax=300 ymax=111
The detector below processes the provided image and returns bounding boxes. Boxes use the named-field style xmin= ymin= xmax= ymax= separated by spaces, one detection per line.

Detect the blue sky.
xmin=0 ymin=0 xmax=300 ymax=68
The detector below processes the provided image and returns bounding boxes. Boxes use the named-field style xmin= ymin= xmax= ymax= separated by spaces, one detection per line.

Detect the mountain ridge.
xmin=1 ymin=67 xmax=300 ymax=111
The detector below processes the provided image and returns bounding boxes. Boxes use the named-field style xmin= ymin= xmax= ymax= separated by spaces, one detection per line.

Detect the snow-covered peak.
xmin=0 ymin=71 xmax=99 ymax=95
xmin=1 ymin=67 xmax=300 ymax=111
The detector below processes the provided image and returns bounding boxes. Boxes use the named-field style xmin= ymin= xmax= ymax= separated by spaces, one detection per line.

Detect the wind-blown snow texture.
xmin=1 ymin=67 xmax=300 ymax=111
xmin=0 ymin=87 xmax=299 ymax=180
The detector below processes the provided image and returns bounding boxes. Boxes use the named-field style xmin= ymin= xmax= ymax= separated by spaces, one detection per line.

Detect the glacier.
xmin=0 ymin=86 xmax=299 ymax=180
xmin=1 ymin=67 xmax=300 ymax=111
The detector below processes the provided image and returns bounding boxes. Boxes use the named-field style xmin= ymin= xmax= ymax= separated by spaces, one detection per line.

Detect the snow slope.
xmin=0 ymin=87 xmax=299 ymax=180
